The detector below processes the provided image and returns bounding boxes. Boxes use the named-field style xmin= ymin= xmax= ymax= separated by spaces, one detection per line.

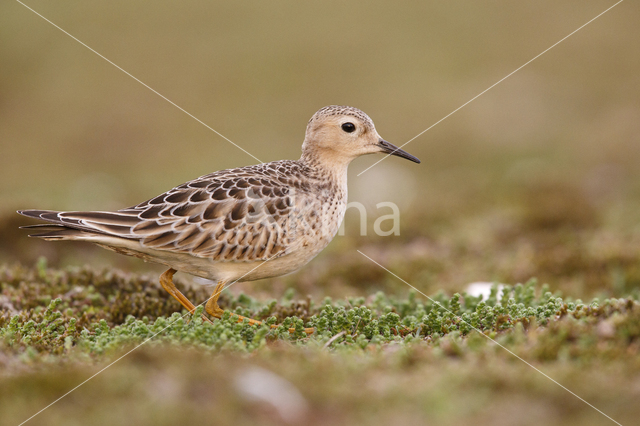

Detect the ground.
xmin=1 ymin=259 xmax=638 ymax=425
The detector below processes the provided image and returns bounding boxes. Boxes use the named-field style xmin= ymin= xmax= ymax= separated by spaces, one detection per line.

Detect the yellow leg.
xmin=205 ymin=280 xmax=314 ymax=334
xmin=159 ymin=268 xmax=213 ymax=324
xmin=205 ymin=281 xmax=261 ymax=326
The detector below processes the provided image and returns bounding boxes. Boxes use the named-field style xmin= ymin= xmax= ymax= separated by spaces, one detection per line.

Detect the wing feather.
xmin=19 ymin=160 xmax=329 ymax=262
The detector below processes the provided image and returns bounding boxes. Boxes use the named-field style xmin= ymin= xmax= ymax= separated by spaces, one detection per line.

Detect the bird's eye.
xmin=341 ymin=122 xmax=356 ymax=133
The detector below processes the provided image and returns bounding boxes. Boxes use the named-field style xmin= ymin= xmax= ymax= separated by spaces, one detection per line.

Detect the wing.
xmin=125 ymin=170 xmax=298 ymax=261
xmin=20 ymin=162 xmax=312 ymax=262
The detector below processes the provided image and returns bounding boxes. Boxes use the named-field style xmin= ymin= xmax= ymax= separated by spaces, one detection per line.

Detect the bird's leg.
xmin=159 ymin=268 xmax=212 ymax=324
xmin=204 ymin=281 xmax=225 ymax=319
xmin=205 ymin=280 xmax=314 ymax=334
xmin=205 ymin=281 xmax=261 ymax=326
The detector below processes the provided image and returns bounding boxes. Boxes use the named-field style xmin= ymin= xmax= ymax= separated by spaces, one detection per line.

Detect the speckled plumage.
xmin=19 ymin=106 xmax=419 ymax=286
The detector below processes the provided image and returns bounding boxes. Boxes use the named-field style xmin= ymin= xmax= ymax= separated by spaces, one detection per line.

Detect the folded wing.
xmin=18 ymin=167 xmax=302 ymax=262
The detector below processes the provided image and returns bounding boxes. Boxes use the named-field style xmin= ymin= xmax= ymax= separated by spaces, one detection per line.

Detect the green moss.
xmin=2 ymin=263 xmax=638 ymax=362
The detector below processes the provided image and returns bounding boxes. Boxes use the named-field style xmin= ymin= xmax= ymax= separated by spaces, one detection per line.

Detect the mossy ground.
xmin=1 ymin=261 xmax=639 ymax=425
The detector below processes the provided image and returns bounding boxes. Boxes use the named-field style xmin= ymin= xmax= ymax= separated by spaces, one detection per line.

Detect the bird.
xmin=18 ymin=105 xmax=420 ymax=328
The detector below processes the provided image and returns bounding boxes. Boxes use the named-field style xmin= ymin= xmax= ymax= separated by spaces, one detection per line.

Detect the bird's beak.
xmin=377 ymin=139 xmax=421 ymax=164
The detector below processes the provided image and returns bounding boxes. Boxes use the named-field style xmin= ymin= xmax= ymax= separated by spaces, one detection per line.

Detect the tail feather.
xmin=20 ymin=223 xmax=65 ymax=230
xmin=17 ymin=209 xmax=140 ymax=241
xmin=17 ymin=210 xmax=166 ymax=265
xmin=28 ymin=228 xmax=97 ymax=241
xmin=18 ymin=210 xmax=62 ymax=222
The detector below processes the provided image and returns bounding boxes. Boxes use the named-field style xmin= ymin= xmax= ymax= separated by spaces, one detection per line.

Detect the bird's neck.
xmin=299 ymin=149 xmax=351 ymax=185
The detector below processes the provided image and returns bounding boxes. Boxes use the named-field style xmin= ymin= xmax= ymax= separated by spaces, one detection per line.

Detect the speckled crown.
xmin=308 ymin=105 xmax=375 ymax=130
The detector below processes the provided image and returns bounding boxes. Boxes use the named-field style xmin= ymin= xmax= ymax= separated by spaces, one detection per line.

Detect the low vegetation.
xmin=1 ymin=261 xmax=638 ymax=425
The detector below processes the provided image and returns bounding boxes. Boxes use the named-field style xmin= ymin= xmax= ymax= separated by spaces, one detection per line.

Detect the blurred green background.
xmin=1 ymin=0 xmax=639 ymax=299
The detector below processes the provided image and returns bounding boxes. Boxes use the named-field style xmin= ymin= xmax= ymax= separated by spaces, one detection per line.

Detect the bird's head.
xmin=301 ymin=105 xmax=420 ymax=167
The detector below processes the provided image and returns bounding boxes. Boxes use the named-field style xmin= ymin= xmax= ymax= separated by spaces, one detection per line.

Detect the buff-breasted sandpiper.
xmin=18 ymin=105 xmax=420 ymax=327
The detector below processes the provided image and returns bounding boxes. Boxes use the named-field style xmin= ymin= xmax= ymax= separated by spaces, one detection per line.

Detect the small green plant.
xmin=2 ymin=264 xmax=638 ymax=360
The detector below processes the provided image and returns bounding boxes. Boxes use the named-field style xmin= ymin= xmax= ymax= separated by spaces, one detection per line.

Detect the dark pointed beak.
xmin=377 ymin=139 xmax=421 ymax=164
